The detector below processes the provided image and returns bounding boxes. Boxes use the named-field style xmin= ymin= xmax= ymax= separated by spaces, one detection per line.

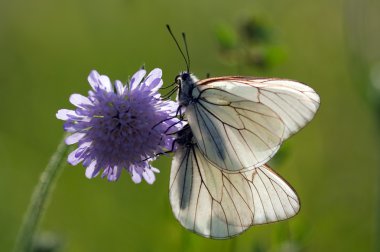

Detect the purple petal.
xmin=151 ymin=167 xmax=160 ymax=173
xmin=63 ymin=121 xmax=83 ymax=132
xmin=107 ymin=166 xmax=121 ymax=181
xmin=163 ymin=120 xmax=183 ymax=134
xmin=144 ymin=69 xmax=162 ymax=90
xmin=88 ymin=70 xmax=100 ymax=90
xmin=129 ymin=69 xmax=146 ymax=90
xmin=142 ymin=169 xmax=156 ymax=184
xmin=63 ymin=125 xmax=77 ymax=132
xmin=56 ymin=109 xmax=77 ymax=120
xmin=146 ymin=68 xmax=162 ymax=81
xmin=68 ymin=148 xmax=84 ymax=165
xmin=115 ymin=80 xmax=124 ymax=95
xmin=65 ymin=132 xmax=86 ymax=145
xmin=82 ymin=157 xmax=92 ymax=167
xmin=146 ymin=78 xmax=163 ymax=92
xmin=98 ymin=75 xmax=113 ymax=92
xmin=69 ymin=94 xmax=92 ymax=108
xmin=85 ymin=161 xmax=98 ymax=179
xmin=131 ymin=169 xmax=142 ymax=183
xmin=101 ymin=167 xmax=109 ymax=179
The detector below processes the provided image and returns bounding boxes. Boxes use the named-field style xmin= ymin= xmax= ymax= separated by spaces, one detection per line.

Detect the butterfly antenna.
xmin=160 ymin=81 xmax=177 ymax=90
xmin=166 ymin=25 xmax=189 ymax=72
xmin=162 ymin=86 xmax=178 ymax=100
xmin=182 ymin=32 xmax=190 ymax=72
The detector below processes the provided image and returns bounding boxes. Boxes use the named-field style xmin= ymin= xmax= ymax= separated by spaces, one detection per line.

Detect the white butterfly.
xmin=166 ymin=26 xmax=320 ymax=238
xmin=170 ymin=125 xmax=302 ymax=239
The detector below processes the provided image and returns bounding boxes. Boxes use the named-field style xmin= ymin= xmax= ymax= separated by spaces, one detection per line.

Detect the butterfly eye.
xmin=181 ymin=73 xmax=190 ymax=80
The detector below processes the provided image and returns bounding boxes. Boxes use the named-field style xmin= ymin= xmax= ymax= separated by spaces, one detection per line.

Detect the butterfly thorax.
xmin=175 ymin=125 xmax=195 ymax=148
xmin=177 ymin=72 xmax=199 ymax=106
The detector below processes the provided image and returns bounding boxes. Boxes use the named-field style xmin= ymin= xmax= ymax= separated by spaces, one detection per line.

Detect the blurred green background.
xmin=1 ymin=0 xmax=379 ymax=251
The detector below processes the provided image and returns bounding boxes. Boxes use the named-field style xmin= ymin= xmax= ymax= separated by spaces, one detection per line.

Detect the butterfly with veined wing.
xmin=165 ymin=25 xmax=320 ymax=239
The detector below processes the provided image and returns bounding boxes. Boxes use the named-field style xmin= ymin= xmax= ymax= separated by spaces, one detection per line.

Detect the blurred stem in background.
xmin=13 ymin=134 xmax=69 ymax=252
xmin=344 ymin=0 xmax=380 ymax=251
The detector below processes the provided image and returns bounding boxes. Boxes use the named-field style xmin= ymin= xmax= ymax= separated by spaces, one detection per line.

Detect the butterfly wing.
xmin=169 ymin=140 xmax=300 ymax=239
xmin=185 ymin=77 xmax=319 ymax=171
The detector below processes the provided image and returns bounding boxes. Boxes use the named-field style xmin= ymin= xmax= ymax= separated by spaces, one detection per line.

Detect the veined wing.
xmin=197 ymin=77 xmax=320 ymax=139
xmin=169 ymin=140 xmax=300 ymax=239
xmin=185 ymin=77 xmax=319 ymax=171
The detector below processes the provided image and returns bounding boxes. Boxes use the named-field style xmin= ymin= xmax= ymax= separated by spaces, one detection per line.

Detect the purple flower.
xmin=56 ymin=68 xmax=181 ymax=184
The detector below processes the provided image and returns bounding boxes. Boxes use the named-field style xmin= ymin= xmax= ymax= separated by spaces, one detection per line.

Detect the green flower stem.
xmin=14 ymin=134 xmax=70 ymax=252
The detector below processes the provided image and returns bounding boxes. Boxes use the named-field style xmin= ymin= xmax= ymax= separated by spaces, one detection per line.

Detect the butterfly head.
xmin=180 ymin=72 xmax=191 ymax=81
xmin=175 ymin=72 xmax=192 ymax=85
xmin=175 ymin=72 xmax=198 ymax=106
xmin=175 ymin=72 xmax=198 ymax=89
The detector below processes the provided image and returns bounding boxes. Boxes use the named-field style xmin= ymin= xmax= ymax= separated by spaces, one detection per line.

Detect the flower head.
xmin=57 ymin=68 xmax=181 ymax=184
